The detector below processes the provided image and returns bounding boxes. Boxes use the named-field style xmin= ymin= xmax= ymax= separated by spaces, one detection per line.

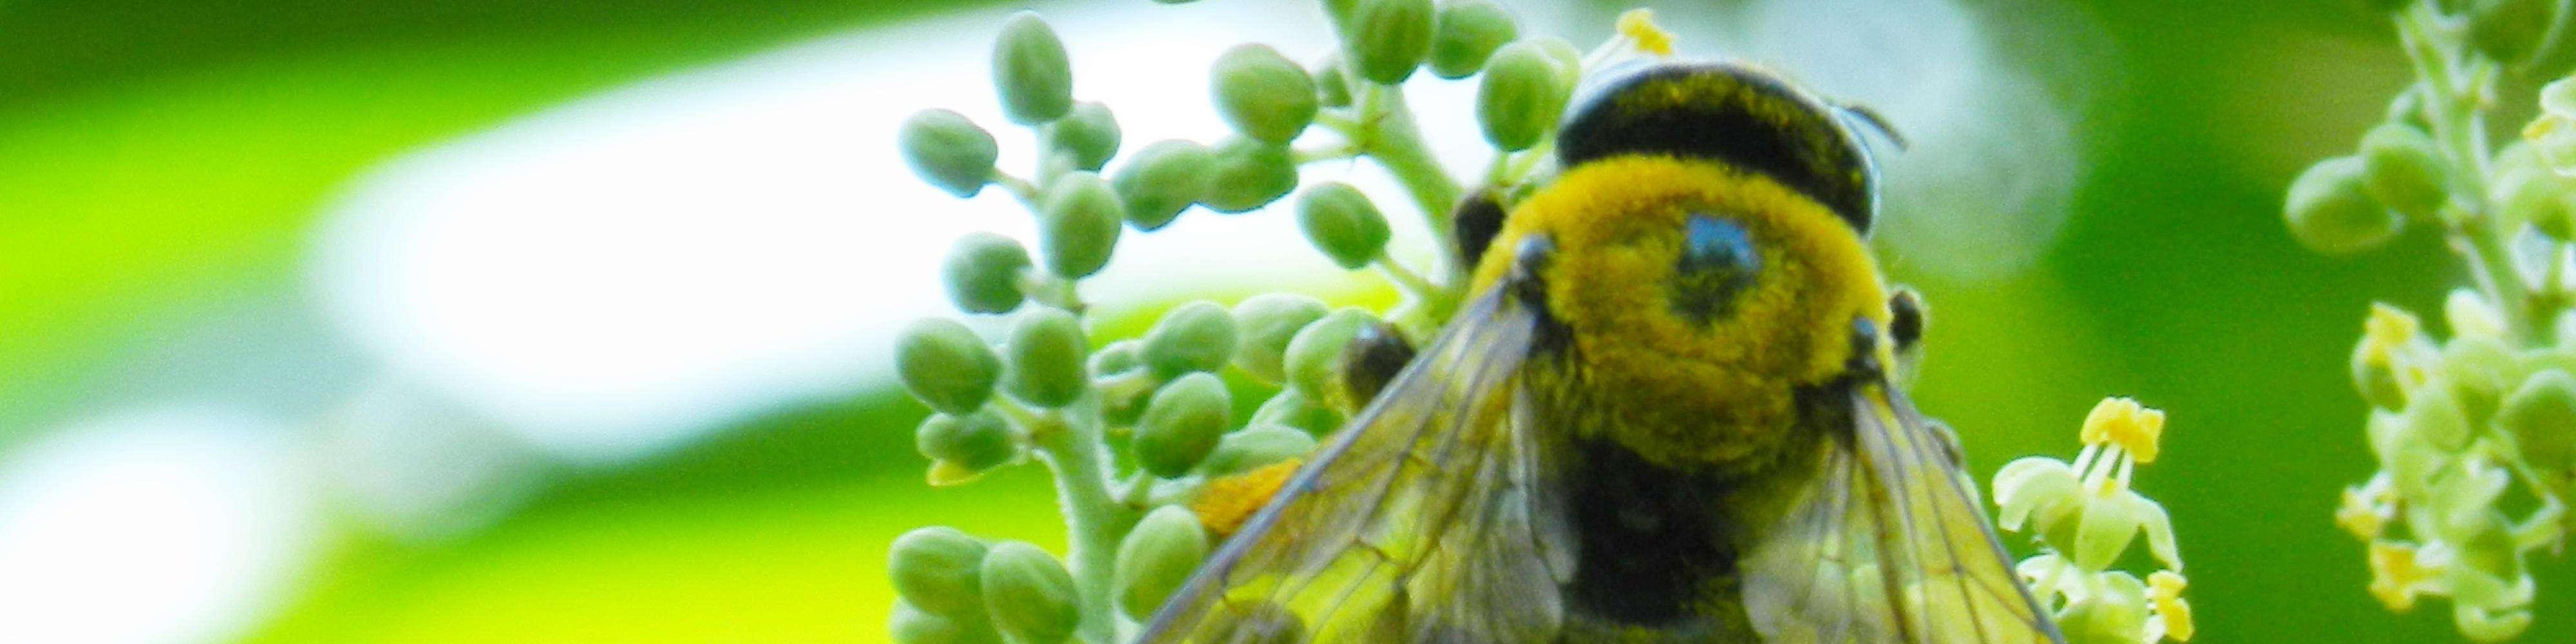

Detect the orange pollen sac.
xmin=1191 ymin=459 xmax=1302 ymax=538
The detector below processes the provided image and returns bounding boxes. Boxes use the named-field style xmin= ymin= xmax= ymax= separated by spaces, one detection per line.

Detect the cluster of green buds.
xmin=884 ymin=3 xmax=1685 ymax=642
xmin=1994 ymin=397 xmax=2193 ymax=644
xmin=2280 ymin=1 xmax=2576 ymax=641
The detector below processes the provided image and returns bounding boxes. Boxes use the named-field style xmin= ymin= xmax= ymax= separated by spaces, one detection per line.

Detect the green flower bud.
xmin=1113 ymin=140 xmax=1217 ymax=231
xmin=1142 ymin=301 xmax=1240 ymax=379
xmin=1476 ymin=41 xmax=1569 ymax=152
xmin=1251 ymin=387 xmax=1345 ymax=435
xmin=1137 ymin=372 xmax=1233 ymax=477
xmin=890 ymin=601 xmax=1003 ymax=644
xmin=1199 ymin=424 xmax=1319 ymax=476
xmin=1040 ymin=172 xmax=1124 ymax=278
xmin=1296 ymin=182 xmax=1392 ymax=269
xmin=901 ymin=109 xmax=1000 ymax=198
xmin=1005 ymin=308 xmax=1090 ymax=408
xmin=2494 ymin=160 xmax=2576 ymax=238
xmin=2443 ymin=334 xmax=2517 ymax=422
xmin=2358 ymin=122 xmax=2450 ymax=221
xmin=1231 ymin=293 xmax=1332 ymax=384
xmin=979 ymin=541 xmax=1080 ymax=644
xmin=1041 ymin=102 xmax=1121 ymax=173
xmin=2497 ymin=369 xmax=2576 ymax=489
xmin=1429 ymin=0 xmax=1519 ymax=79
xmin=993 ymin=12 xmax=1074 ymax=125
xmin=897 ymin=318 xmax=1003 ymax=415
xmin=917 ymin=408 xmax=1018 ymax=475
xmin=2284 ymin=156 xmax=2405 ymax=254
xmin=889 ymin=527 xmax=990 ymax=616
xmin=1202 ymin=137 xmax=1300 ymax=213
xmin=2413 ymin=374 xmax=2477 ymax=453
xmin=1531 ymin=35 xmax=1584 ymax=86
xmin=2353 ymin=334 xmax=2408 ymax=410
xmin=1284 ymin=307 xmax=1378 ymax=398
xmin=1345 ymin=0 xmax=1435 ymax=85
xmin=2469 ymin=0 xmax=2552 ymax=63
xmin=1090 ymin=339 xmax=1142 ymax=376
xmin=1116 ymin=506 xmax=1211 ymax=620
xmin=1313 ymin=55 xmax=1354 ymax=108
xmin=943 ymin=233 xmax=1032 ymax=315
xmin=1213 ymin=44 xmax=1320 ymax=145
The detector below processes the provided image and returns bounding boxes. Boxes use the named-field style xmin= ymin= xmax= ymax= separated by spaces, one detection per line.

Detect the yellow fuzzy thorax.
xmin=1471 ymin=155 xmax=1889 ymax=472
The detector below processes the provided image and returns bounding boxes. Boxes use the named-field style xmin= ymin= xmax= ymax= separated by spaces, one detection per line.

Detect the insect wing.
xmin=1136 ymin=290 xmax=1571 ymax=643
xmin=1742 ymin=381 xmax=2064 ymax=644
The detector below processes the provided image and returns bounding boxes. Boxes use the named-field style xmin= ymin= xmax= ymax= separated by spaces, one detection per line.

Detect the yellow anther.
xmin=2148 ymin=570 xmax=2194 ymax=641
xmin=1615 ymin=9 xmax=1676 ymax=57
xmin=2367 ymin=540 xmax=2431 ymax=612
xmin=2079 ymin=397 xmax=2165 ymax=463
xmin=2336 ymin=486 xmax=2388 ymax=540
xmin=2363 ymin=303 xmax=2420 ymax=352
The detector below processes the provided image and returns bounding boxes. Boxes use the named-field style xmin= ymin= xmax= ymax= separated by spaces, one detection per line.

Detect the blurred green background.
xmin=0 ymin=0 xmax=2566 ymax=641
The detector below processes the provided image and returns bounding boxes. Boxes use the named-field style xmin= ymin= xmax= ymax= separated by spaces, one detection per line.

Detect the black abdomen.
xmin=1557 ymin=438 xmax=1760 ymax=641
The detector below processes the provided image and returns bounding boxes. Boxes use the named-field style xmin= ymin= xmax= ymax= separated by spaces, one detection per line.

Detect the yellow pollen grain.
xmin=1193 ymin=459 xmax=1302 ymax=538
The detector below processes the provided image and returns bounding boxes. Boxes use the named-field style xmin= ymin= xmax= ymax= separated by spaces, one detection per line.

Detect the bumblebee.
xmin=1138 ymin=61 xmax=2065 ymax=644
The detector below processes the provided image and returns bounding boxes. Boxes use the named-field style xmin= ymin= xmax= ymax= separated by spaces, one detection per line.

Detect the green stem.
xmin=1293 ymin=142 xmax=1361 ymax=164
xmin=1016 ymin=272 xmax=1088 ymax=316
xmin=1354 ymin=84 xmax=1466 ymax=287
xmin=1029 ymin=406 xmax=1138 ymax=644
xmin=1373 ymin=251 xmax=1457 ymax=338
xmin=2402 ymin=6 xmax=2538 ymax=343
xmin=994 ymin=170 xmax=1042 ymax=207
xmin=1372 ymin=251 xmax=1437 ymax=299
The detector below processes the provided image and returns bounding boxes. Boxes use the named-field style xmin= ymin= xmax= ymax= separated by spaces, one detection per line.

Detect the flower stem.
xmin=1353 ymin=84 xmax=1466 ymax=286
xmin=1028 ymin=405 xmax=1139 ymax=644
xmin=994 ymin=169 xmax=1042 ymax=207
xmin=2401 ymin=6 xmax=2538 ymax=343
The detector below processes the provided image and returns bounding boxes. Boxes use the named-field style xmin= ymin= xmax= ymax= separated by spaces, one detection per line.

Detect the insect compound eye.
xmin=1669 ymin=214 xmax=1761 ymax=324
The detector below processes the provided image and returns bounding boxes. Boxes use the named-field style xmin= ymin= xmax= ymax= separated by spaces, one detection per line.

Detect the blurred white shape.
xmin=309 ymin=1 xmax=1423 ymax=466
xmin=1703 ymin=0 xmax=2090 ymax=281
xmin=318 ymin=380 xmax=547 ymax=541
xmin=0 ymin=408 xmax=314 ymax=644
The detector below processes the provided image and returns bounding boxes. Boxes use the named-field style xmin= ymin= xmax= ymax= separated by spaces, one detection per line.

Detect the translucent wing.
xmin=1743 ymin=379 xmax=2065 ymax=644
xmin=1137 ymin=289 xmax=1575 ymax=643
